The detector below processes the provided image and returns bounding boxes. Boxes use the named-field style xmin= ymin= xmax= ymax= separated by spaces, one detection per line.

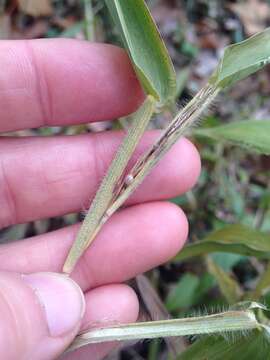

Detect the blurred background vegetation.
xmin=1 ymin=0 xmax=270 ymax=359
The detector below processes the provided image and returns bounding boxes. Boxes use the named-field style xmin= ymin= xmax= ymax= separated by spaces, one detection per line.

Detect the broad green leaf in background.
xmin=166 ymin=273 xmax=200 ymax=312
xmin=194 ymin=273 xmax=216 ymax=303
xmin=194 ymin=120 xmax=270 ymax=155
xmin=105 ymin=0 xmax=176 ymax=106
xmin=206 ymin=258 xmax=242 ymax=304
xmin=210 ymin=27 xmax=270 ymax=88
xmin=174 ymin=224 xmax=270 ymax=262
xmin=166 ymin=273 xmax=216 ymax=312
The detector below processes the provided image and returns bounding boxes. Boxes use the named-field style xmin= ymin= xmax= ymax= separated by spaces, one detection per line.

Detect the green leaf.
xmin=194 ymin=120 xmax=270 ymax=155
xmin=174 ymin=224 xmax=270 ymax=262
xmin=194 ymin=273 xmax=216 ymax=303
xmin=210 ymin=27 xmax=270 ymax=88
xmin=177 ymin=330 xmax=270 ymax=360
xmin=105 ymin=0 xmax=176 ymax=106
xmin=166 ymin=273 xmax=216 ymax=312
xmin=206 ymin=258 xmax=242 ymax=304
xmin=166 ymin=273 xmax=200 ymax=311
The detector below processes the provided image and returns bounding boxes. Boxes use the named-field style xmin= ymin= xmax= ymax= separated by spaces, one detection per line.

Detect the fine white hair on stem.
xmin=67 ymin=307 xmax=260 ymax=352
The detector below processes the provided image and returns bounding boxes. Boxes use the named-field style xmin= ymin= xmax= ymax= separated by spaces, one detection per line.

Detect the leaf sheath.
xmin=68 ymin=309 xmax=259 ymax=352
xmin=63 ymin=95 xmax=155 ymax=273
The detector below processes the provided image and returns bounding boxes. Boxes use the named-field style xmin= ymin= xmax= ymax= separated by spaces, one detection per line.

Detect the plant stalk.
xmin=68 ymin=309 xmax=258 ymax=352
xmin=63 ymin=96 xmax=155 ymax=273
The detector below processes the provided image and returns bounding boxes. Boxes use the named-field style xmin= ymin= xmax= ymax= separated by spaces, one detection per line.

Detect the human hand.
xmin=0 ymin=39 xmax=200 ymax=360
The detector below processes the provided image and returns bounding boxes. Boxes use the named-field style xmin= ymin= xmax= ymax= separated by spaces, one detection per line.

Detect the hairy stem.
xmin=68 ymin=309 xmax=258 ymax=352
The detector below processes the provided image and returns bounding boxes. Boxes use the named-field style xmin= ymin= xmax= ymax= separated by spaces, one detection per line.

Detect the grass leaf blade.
xmin=174 ymin=224 xmax=270 ymax=262
xmin=194 ymin=120 xmax=270 ymax=155
xmin=105 ymin=0 xmax=176 ymax=106
xmin=210 ymin=27 xmax=270 ymax=88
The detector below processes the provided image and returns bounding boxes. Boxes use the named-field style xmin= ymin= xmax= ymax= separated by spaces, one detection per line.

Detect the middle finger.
xmin=0 ymin=132 xmax=200 ymax=228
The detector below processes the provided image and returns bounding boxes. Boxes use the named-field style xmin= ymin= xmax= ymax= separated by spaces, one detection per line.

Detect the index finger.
xmin=0 ymin=39 xmax=144 ymax=132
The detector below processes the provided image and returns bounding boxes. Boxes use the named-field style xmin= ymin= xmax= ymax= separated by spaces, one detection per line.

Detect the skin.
xmin=0 ymin=39 xmax=201 ymax=359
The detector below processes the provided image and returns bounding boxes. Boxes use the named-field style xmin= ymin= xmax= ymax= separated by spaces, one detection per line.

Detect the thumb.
xmin=0 ymin=271 xmax=85 ymax=360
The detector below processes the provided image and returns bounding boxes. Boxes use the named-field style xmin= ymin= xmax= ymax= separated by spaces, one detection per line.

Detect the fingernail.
xmin=23 ymin=272 xmax=85 ymax=337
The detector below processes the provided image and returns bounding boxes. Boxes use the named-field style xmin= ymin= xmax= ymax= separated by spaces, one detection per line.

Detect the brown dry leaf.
xmin=231 ymin=0 xmax=270 ymax=35
xmin=18 ymin=0 xmax=52 ymax=17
